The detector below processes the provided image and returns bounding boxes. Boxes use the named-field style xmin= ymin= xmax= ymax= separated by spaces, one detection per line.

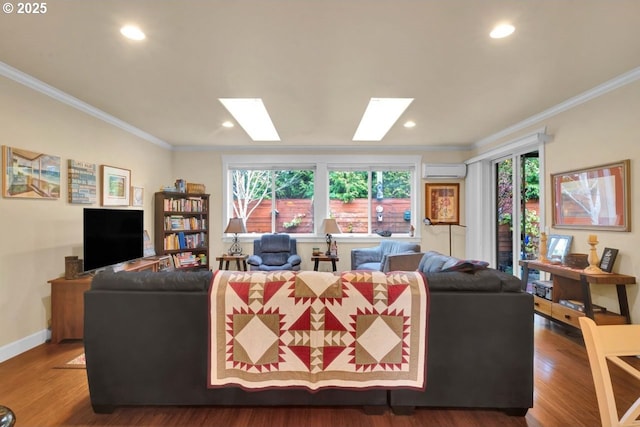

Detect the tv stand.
xmin=48 ymin=257 xmax=164 ymax=343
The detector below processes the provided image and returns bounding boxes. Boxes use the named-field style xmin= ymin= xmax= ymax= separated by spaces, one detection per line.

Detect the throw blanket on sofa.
xmin=208 ymin=270 xmax=428 ymax=391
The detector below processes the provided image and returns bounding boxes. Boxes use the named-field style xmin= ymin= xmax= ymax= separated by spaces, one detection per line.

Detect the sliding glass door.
xmin=495 ymin=151 xmax=540 ymax=279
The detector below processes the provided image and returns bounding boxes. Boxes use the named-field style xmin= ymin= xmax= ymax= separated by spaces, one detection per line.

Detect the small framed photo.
xmin=101 ymin=165 xmax=131 ymax=206
xmin=425 ymin=183 xmax=460 ymax=225
xmin=131 ymin=186 xmax=144 ymax=207
xmin=599 ymin=247 xmax=619 ymax=273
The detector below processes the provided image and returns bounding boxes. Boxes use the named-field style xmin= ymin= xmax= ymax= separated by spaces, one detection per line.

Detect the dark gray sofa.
xmin=388 ymin=251 xmax=533 ymax=415
xmin=83 ymin=256 xmax=533 ymax=415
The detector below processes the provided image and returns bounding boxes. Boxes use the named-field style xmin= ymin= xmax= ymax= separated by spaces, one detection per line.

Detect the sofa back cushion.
xmin=424 ymin=269 xmax=521 ymax=292
xmin=419 ymin=251 xmax=490 ymax=273
xmin=417 ymin=251 xmax=521 ymax=293
xmin=91 ymin=270 xmax=213 ymax=292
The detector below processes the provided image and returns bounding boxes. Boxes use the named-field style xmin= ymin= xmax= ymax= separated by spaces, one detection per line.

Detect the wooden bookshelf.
xmin=154 ymin=192 xmax=210 ymax=270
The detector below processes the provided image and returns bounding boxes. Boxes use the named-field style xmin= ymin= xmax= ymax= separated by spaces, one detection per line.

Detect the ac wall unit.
xmin=422 ymin=163 xmax=467 ymax=179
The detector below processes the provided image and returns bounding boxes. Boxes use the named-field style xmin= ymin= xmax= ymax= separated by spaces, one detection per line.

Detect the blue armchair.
xmin=247 ymin=234 xmax=302 ymax=271
xmin=351 ymin=240 xmax=421 ymax=272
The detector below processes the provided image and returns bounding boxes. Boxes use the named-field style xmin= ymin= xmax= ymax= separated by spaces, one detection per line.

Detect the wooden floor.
xmin=1 ymin=315 xmax=638 ymax=427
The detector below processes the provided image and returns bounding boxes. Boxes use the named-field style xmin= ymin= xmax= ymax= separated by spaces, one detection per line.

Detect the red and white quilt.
xmin=208 ymin=270 xmax=428 ymax=391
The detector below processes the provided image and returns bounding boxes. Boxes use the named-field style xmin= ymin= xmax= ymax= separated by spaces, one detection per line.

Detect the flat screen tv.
xmin=83 ymin=208 xmax=144 ymax=272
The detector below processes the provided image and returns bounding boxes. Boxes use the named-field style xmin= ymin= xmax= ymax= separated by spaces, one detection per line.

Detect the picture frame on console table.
xmin=425 ymin=183 xmax=459 ymax=225
xmin=101 ymin=165 xmax=131 ymax=206
xmin=599 ymin=247 xmax=619 ymax=273
xmin=551 ymin=159 xmax=630 ymax=231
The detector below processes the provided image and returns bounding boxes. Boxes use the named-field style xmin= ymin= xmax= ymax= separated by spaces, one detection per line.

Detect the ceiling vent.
xmin=422 ymin=163 xmax=467 ymax=179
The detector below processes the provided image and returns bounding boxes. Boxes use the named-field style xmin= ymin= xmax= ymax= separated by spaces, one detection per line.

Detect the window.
xmin=224 ymin=155 xmax=419 ymax=237
xmin=231 ymin=169 xmax=315 ymax=234
xmin=329 ymin=169 xmax=413 ymax=234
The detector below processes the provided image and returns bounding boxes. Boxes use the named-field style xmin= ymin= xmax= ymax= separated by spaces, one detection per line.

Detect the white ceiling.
xmin=1 ymin=0 xmax=639 ymax=150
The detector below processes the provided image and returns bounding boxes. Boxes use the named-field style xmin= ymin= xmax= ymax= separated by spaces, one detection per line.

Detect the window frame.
xmin=222 ymin=154 xmax=421 ymax=242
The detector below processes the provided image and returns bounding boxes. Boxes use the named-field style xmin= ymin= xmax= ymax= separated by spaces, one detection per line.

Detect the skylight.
xmin=353 ymin=98 xmax=414 ymax=141
xmin=218 ymin=98 xmax=280 ymax=141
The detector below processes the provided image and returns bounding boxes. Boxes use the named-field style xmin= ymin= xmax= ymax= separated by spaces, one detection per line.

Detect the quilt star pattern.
xmin=208 ymin=270 xmax=428 ymax=391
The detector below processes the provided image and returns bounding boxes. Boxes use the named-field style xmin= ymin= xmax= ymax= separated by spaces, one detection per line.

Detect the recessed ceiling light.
xmin=404 ymin=120 xmax=416 ymax=128
xmin=490 ymin=23 xmax=515 ymax=39
xmin=222 ymin=121 xmax=234 ymax=128
xmin=120 ymin=25 xmax=146 ymax=41
xmin=353 ymin=98 xmax=414 ymax=141
xmin=219 ymin=98 xmax=280 ymax=141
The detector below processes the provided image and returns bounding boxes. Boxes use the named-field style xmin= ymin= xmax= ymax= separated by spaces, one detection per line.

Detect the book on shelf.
xmin=172 ymin=252 xmax=201 ymax=268
xmin=178 ymin=232 xmax=186 ymax=249
xmin=165 ymin=215 xmax=204 ymax=231
xmin=558 ymin=299 xmax=607 ymax=313
xmin=163 ymin=197 xmax=205 ymax=213
xmin=164 ymin=232 xmax=206 ymax=250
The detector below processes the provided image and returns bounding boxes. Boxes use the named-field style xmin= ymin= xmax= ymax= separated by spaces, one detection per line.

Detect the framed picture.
xmin=547 ymin=234 xmax=573 ymax=263
xmin=551 ymin=160 xmax=630 ymax=231
xmin=101 ymin=165 xmax=131 ymax=206
xmin=68 ymin=159 xmax=96 ymax=204
xmin=131 ymin=186 xmax=144 ymax=207
xmin=2 ymin=145 xmax=61 ymax=199
xmin=143 ymin=230 xmax=155 ymax=257
xmin=599 ymin=247 xmax=619 ymax=273
xmin=425 ymin=183 xmax=460 ymax=225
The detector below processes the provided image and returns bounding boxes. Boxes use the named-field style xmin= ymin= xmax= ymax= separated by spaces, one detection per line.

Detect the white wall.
xmin=0 ymin=77 xmax=171 ymax=358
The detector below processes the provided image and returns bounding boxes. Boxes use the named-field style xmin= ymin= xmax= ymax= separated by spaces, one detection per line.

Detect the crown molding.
xmin=0 ymin=61 xmax=172 ymax=149
xmin=172 ymin=143 xmax=472 ymax=152
xmin=474 ymin=66 xmax=640 ymax=148
xmin=3 ymin=59 xmax=639 ymax=153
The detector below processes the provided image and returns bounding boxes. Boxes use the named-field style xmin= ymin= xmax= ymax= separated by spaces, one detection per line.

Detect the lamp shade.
xmin=225 ymin=218 xmax=247 ymax=234
xmin=321 ymin=218 xmax=341 ymax=234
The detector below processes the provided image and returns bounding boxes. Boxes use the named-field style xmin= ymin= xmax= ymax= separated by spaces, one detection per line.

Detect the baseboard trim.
xmin=0 ymin=329 xmax=50 ymax=363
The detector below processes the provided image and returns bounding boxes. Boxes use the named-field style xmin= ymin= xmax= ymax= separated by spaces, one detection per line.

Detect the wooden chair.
xmin=579 ymin=317 xmax=640 ymax=427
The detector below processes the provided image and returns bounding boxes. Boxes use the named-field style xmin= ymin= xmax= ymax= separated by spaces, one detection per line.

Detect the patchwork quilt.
xmin=208 ymin=270 xmax=429 ymax=391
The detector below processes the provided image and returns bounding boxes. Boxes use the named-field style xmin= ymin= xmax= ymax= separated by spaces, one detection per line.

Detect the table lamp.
xmin=321 ymin=218 xmax=341 ymax=255
xmin=224 ymin=218 xmax=247 ymax=255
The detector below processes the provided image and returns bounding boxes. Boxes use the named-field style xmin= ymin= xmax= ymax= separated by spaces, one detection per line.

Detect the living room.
xmin=1 ymin=2 xmax=640 ymax=425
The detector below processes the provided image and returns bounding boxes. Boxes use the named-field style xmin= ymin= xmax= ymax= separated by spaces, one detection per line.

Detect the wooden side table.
xmin=48 ymin=257 xmax=163 ymax=343
xmin=216 ymin=254 xmax=249 ymax=271
xmin=311 ymin=255 xmax=339 ymax=272
xmin=48 ymin=276 xmax=92 ymax=343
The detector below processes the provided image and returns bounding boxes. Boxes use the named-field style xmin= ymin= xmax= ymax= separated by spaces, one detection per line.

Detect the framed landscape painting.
xmin=551 ymin=160 xmax=630 ymax=231
xmin=2 ymin=145 xmax=61 ymax=199
xmin=101 ymin=165 xmax=131 ymax=206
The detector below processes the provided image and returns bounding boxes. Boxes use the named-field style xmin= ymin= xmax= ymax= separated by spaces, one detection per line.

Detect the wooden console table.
xmin=48 ymin=258 xmax=162 ymax=343
xmin=520 ymin=260 xmax=636 ymax=328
